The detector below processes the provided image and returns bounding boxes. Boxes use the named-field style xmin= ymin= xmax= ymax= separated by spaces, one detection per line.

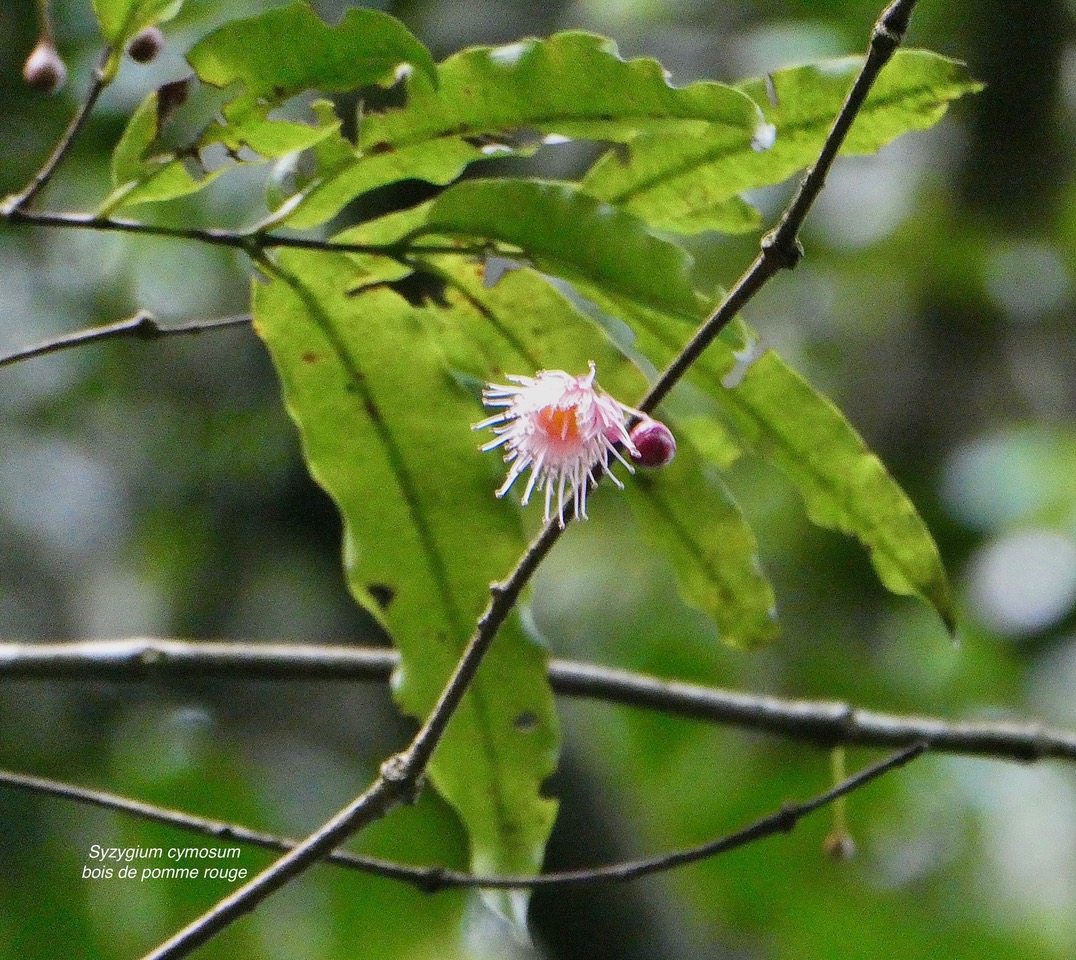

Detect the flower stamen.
xmin=473 ymin=362 xmax=640 ymax=526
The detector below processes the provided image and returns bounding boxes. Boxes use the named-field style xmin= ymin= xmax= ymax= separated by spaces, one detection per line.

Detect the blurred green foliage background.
xmin=0 ymin=0 xmax=1074 ymax=958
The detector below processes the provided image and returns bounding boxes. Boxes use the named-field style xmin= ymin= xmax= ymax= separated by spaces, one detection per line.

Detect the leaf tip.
xmin=938 ymin=590 xmax=959 ymax=640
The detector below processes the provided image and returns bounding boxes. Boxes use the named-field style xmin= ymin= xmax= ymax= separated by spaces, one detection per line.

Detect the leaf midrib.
xmin=614 ymin=299 xmax=939 ymax=596
xmin=276 ymin=264 xmax=463 ymax=634
xmin=596 ymin=81 xmax=956 ymax=207
xmin=364 ymin=106 xmax=754 ymax=152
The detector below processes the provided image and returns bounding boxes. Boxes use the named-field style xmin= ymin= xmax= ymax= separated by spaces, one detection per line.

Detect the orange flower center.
xmin=535 ymin=404 xmax=581 ymax=449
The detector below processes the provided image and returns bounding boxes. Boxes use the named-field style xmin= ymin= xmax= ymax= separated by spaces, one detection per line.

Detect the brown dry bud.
xmin=23 ymin=39 xmax=67 ymax=95
xmin=127 ymin=26 xmax=164 ymax=64
xmin=822 ymin=830 xmax=857 ymax=861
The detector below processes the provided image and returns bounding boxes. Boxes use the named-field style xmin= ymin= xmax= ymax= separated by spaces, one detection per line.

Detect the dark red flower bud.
xmin=23 ymin=39 xmax=67 ymax=94
xmin=127 ymin=26 xmax=164 ymax=64
xmin=629 ymin=417 xmax=676 ymax=469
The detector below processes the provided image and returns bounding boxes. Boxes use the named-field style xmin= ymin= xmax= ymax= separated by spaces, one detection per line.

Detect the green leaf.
xmin=184 ymin=5 xmax=433 ymax=169
xmin=93 ymin=0 xmax=182 ymax=79
xmin=101 ymin=160 xmax=223 ymax=212
xmin=252 ymin=249 xmax=558 ymax=926
xmin=679 ymin=415 xmax=743 ymax=471
xmin=624 ymin=429 xmax=778 ymax=648
xmin=424 ymin=179 xmax=708 ymax=321
xmin=110 ymin=90 xmax=160 ymax=187
xmin=273 ymin=139 xmax=487 ymax=230
xmin=354 ymin=247 xmax=651 ymax=409
xmin=583 ymin=50 xmax=982 ymax=235
xmin=276 ymin=31 xmax=767 ymax=229
xmin=93 ymin=0 xmax=181 ymax=42
xmin=729 ymin=347 xmax=954 ymax=630
xmin=102 ymin=89 xmax=223 ymax=212
xmin=266 ymin=101 xmax=357 ymax=211
xmin=187 ymin=4 xmax=436 ymax=100
xmin=575 ymin=294 xmax=954 ymax=630
xmin=368 ymin=31 xmax=765 ymax=145
xmin=199 ymin=96 xmax=342 ymax=159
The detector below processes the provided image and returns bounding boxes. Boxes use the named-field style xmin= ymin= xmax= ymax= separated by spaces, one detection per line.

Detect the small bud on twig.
xmin=23 ymin=39 xmax=67 ymax=95
xmin=127 ymin=26 xmax=164 ymax=64
xmin=629 ymin=417 xmax=677 ymax=469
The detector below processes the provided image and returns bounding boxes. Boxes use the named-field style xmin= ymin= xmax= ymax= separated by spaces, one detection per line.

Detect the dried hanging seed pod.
xmin=127 ymin=26 xmax=164 ymax=64
xmin=23 ymin=39 xmax=67 ymax=94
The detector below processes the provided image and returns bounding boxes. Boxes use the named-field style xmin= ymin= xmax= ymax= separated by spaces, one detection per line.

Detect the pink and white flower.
xmin=474 ymin=362 xmax=641 ymax=526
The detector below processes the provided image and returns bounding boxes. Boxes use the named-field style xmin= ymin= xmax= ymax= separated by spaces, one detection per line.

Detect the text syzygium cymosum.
xmin=82 ymin=844 xmax=248 ymax=883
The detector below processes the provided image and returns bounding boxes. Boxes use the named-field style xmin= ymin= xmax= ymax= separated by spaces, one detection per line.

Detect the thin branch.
xmin=35 ymin=0 xmax=55 ymax=44
xmin=4 ymin=50 xmax=111 ymax=212
xmin=4 ymin=639 xmax=1075 ymax=764
xmin=0 ymin=743 xmax=925 ymax=891
xmin=0 ymin=767 xmax=427 ymax=887
xmin=639 ymin=0 xmax=917 ymax=413
xmin=402 ymin=520 xmax=565 ymax=775
xmin=135 ymin=522 xmax=567 ymax=960
xmin=138 ymin=762 xmax=407 ymax=959
xmin=0 ymin=206 xmax=502 ymax=261
xmin=0 ymin=312 xmax=252 ymax=369
xmin=548 ymin=660 xmax=1076 ymax=763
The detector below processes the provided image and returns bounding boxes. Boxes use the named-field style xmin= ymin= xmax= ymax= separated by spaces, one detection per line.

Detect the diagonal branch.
xmin=4 ymin=639 xmax=1074 ymax=763
xmin=0 ymin=312 xmax=252 ymax=369
xmin=0 ymin=743 xmax=925 ymax=891
xmin=136 ymin=521 xmax=565 ymax=960
xmin=640 ymin=0 xmax=918 ymax=413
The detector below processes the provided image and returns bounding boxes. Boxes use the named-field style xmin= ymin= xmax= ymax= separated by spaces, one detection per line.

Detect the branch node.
xmin=136 ymin=645 xmax=167 ymax=667
xmin=761 ymin=228 xmax=804 ymax=271
xmin=776 ymin=803 xmax=800 ymax=833
xmin=212 ymin=823 xmax=239 ymax=842
xmin=877 ymin=0 xmax=914 ymax=45
xmin=132 ymin=311 xmax=162 ymax=340
xmin=379 ymin=752 xmax=423 ymax=805
xmin=238 ymin=232 xmax=265 ymax=257
xmin=414 ymin=866 xmax=449 ymax=894
xmin=871 ymin=24 xmax=902 ymax=58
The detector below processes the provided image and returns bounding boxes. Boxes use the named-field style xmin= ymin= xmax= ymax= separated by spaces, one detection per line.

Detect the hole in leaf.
xmin=367 ymin=583 xmax=395 ymax=609
xmin=482 ymin=255 xmax=527 ymax=288
xmin=513 ymin=710 xmax=538 ymax=733
xmin=349 ymin=271 xmax=450 ymax=308
xmin=157 ymin=78 xmax=189 ymax=130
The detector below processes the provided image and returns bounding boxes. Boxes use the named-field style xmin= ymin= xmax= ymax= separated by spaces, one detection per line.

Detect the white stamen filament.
xmin=473 ymin=362 xmax=639 ymax=526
